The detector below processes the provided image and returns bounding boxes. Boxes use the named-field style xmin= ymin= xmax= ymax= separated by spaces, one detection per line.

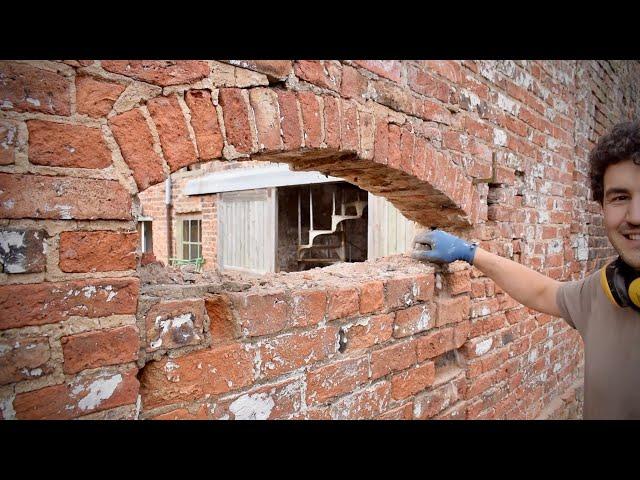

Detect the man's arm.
xmin=412 ymin=230 xmax=563 ymax=317
xmin=472 ymin=248 xmax=562 ymax=317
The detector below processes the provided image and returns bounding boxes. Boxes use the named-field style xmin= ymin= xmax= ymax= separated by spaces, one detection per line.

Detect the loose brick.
xmin=294 ymin=60 xmax=341 ymax=92
xmin=0 ymin=173 xmax=132 ymax=220
xmin=391 ymin=362 xmax=436 ymax=400
xmin=394 ymin=303 xmax=436 ymax=338
xmin=139 ymin=343 xmax=254 ymax=410
xmin=330 ymin=381 xmax=392 ymax=419
xmin=75 ymin=75 xmax=126 ymax=118
xmin=14 ymin=368 xmax=139 ymax=419
xmin=145 ymin=299 xmax=207 ymax=353
xmin=147 ymin=95 xmax=198 ymax=172
xmin=353 ymin=60 xmax=402 ymax=83
xmin=0 ymin=336 xmax=52 ymax=385
xmin=61 ymin=325 xmax=139 ymax=374
xmin=59 ymin=231 xmax=137 ymax=273
xmin=0 ymin=62 xmax=71 ymax=115
xmin=27 ymin=120 xmax=112 ymax=169
xmin=370 ymin=340 xmax=418 ymax=379
xmin=414 ymin=274 xmax=436 ymax=301
xmin=249 ymin=88 xmax=282 ymax=152
xmin=219 ymin=88 xmax=253 ymax=154
xmin=416 ymin=327 xmax=455 ymax=361
xmin=385 ymin=276 xmax=416 ymax=310
xmin=290 ymin=289 xmax=327 ymax=327
xmin=276 ymin=90 xmax=303 ymax=150
xmin=306 ymin=355 xmax=369 ymax=404
xmin=229 ymin=291 xmax=290 ymax=337
xmin=327 ymin=287 xmax=359 ymax=320
xmin=212 ymin=376 xmax=305 ymax=420
xmin=436 ymin=295 xmax=470 ymax=327
xmin=297 ymin=91 xmax=322 ymax=148
xmin=342 ymin=313 xmax=394 ymax=351
xmin=0 ymin=228 xmax=47 ymax=274
xmin=257 ymin=326 xmax=339 ymax=379
xmin=414 ymin=382 xmax=459 ymax=419
xmin=184 ymin=90 xmax=224 ymax=160
xmin=445 ymin=269 xmax=471 ymax=295
xmin=0 ymin=278 xmax=139 ymax=330
xmin=109 ymin=109 xmax=165 ymax=191
xmin=359 ymin=280 xmax=384 ymax=314
xmin=101 ymin=60 xmax=210 ymax=87
xmin=0 ymin=119 xmax=18 ymax=165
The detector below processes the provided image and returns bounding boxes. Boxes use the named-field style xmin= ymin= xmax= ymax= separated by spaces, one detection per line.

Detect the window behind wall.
xmin=138 ymin=218 xmax=153 ymax=253
xmin=179 ymin=217 xmax=202 ymax=260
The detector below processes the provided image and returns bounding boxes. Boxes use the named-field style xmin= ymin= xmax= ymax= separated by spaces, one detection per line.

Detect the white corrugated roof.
xmin=184 ymin=163 xmax=344 ymax=195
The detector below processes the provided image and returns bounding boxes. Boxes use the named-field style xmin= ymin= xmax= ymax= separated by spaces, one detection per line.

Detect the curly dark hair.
xmin=589 ymin=119 xmax=640 ymax=204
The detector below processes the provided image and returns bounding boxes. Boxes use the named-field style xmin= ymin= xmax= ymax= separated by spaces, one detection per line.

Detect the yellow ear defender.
xmin=600 ymin=257 xmax=640 ymax=313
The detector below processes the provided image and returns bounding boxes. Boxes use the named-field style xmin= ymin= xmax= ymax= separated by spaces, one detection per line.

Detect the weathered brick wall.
xmin=1 ymin=60 xmax=639 ymax=420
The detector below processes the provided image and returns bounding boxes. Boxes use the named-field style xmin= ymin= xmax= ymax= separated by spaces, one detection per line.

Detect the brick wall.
xmin=1 ymin=60 xmax=639 ymax=420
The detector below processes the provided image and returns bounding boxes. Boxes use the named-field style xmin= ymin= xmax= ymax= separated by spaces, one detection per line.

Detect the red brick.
xmin=341 ymin=65 xmax=368 ymax=100
xmin=297 ymin=91 xmax=322 ymax=148
xmin=257 ymin=326 xmax=339 ymax=380
xmin=399 ymin=126 xmax=415 ymax=173
xmin=327 ymin=287 xmax=359 ymax=320
xmin=342 ymin=313 xmax=394 ymax=351
xmin=416 ymin=327 xmax=455 ymax=361
xmin=340 ymin=99 xmax=359 ymax=151
xmin=249 ymin=87 xmax=282 ymax=152
xmin=387 ymin=123 xmax=402 ymax=168
xmin=211 ymin=376 xmax=305 ymax=420
xmin=230 ymin=60 xmax=292 ymax=81
xmin=294 ymin=60 xmax=341 ymax=92
xmin=75 ymin=75 xmax=126 ymax=118
xmin=330 ymin=381 xmax=392 ymax=419
xmin=414 ymin=382 xmax=459 ymax=419
xmin=306 ymin=355 xmax=369 ymax=404
xmin=27 ymin=120 xmax=111 ymax=169
xmin=59 ymin=231 xmax=137 ymax=272
xmin=184 ymin=89 xmax=223 ymax=160
xmin=0 ymin=278 xmax=139 ymax=330
xmin=139 ymin=343 xmax=254 ymax=409
xmin=373 ymin=119 xmax=389 ymax=165
xmin=101 ymin=60 xmax=210 ymax=87
xmin=394 ymin=303 xmax=436 ymax=338
xmin=219 ymin=88 xmax=253 ymax=154
xmin=422 ymin=60 xmax=462 ymax=83
xmin=323 ymin=95 xmax=341 ymax=149
xmin=275 ymin=90 xmax=303 ymax=150
xmin=420 ymin=99 xmax=452 ymax=124
xmin=391 ymin=362 xmax=436 ymax=400
xmin=0 ymin=228 xmax=47 ymax=274
xmin=371 ymin=340 xmax=418 ymax=379
xmin=145 ymin=299 xmax=207 ymax=353
xmin=0 ymin=336 xmax=52 ymax=385
xmin=414 ymin=274 xmax=436 ymax=301
xmin=151 ymin=405 xmax=209 ymax=420
xmin=454 ymin=321 xmax=471 ymax=348
xmin=290 ymin=289 xmax=327 ymax=327
xmin=14 ymin=368 xmax=139 ymax=419
xmin=109 ymin=109 xmax=165 ymax=191
xmin=384 ymin=276 xmax=415 ymax=310
xmin=407 ymin=65 xmax=451 ymax=103
xmin=147 ymin=95 xmax=197 ymax=172
xmin=0 ymin=173 xmax=132 ymax=220
xmin=204 ymin=294 xmax=239 ymax=344
xmin=436 ymin=295 xmax=470 ymax=327
xmin=359 ymin=281 xmax=384 ymax=314
xmin=445 ymin=269 xmax=471 ymax=295
xmin=354 ymin=60 xmax=402 ymax=83
xmin=229 ymin=291 xmax=290 ymax=337
xmin=0 ymin=119 xmax=18 ymax=165
xmin=61 ymin=326 xmax=139 ymax=374
xmin=0 ymin=62 xmax=71 ymax=115
xmin=376 ymin=402 xmax=414 ymax=420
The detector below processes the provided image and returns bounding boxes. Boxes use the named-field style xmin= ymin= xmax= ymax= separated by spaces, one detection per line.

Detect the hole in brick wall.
xmin=433 ymin=350 xmax=464 ymax=386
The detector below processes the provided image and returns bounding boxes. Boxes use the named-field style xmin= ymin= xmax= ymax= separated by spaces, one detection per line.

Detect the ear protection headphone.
xmin=600 ymin=257 xmax=640 ymax=313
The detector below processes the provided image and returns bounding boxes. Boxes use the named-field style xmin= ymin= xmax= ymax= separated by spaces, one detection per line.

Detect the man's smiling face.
xmin=602 ymin=158 xmax=640 ymax=270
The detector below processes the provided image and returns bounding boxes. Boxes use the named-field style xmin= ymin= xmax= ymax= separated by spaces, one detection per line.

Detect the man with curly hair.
xmin=412 ymin=120 xmax=640 ymax=419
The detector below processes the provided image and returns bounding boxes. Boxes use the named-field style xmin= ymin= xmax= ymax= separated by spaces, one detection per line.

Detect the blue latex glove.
xmin=411 ymin=229 xmax=477 ymax=265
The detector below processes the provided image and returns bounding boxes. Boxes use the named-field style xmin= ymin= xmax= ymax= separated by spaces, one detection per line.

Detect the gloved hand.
xmin=411 ymin=229 xmax=478 ymax=265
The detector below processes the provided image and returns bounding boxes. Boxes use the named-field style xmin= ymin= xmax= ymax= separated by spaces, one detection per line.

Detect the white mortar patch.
xmin=76 ymin=373 xmax=123 ymax=411
xmin=475 ymin=338 xmax=493 ymax=356
xmin=229 ymin=392 xmax=275 ymax=420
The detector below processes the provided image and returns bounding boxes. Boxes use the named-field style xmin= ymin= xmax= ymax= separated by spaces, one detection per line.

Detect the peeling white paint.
xmin=493 ymin=128 xmax=507 ymax=147
xmin=417 ymin=307 xmax=431 ymax=331
xmin=82 ymin=286 xmax=97 ymax=299
xmin=2 ymin=199 xmax=15 ymax=210
xmin=229 ymin=392 xmax=275 ymax=420
xmin=26 ymin=97 xmax=41 ymax=107
xmin=547 ymin=325 xmax=554 ymax=337
xmin=528 ymin=349 xmax=538 ymax=363
xmin=151 ymin=313 xmax=197 ymax=349
xmin=0 ymin=230 xmax=26 ymax=253
xmin=0 ymin=395 xmax=16 ymax=420
xmin=497 ymin=93 xmax=520 ymax=116
xmin=475 ymin=338 xmax=493 ymax=356
xmin=76 ymin=374 xmax=122 ymax=411
xmin=1 ymin=100 xmax=14 ymax=109
xmin=0 ymin=344 xmax=11 ymax=355
xmin=553 ymin=363 xmax=562 ymax=373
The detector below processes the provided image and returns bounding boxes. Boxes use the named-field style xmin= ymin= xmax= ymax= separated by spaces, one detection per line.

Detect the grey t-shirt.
xmin=556 ymin=270 xmax=640 ymax=419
